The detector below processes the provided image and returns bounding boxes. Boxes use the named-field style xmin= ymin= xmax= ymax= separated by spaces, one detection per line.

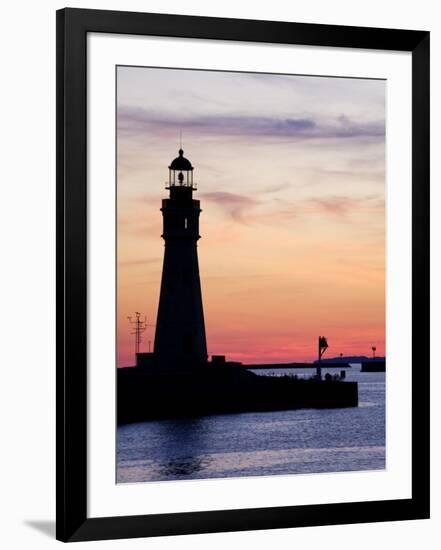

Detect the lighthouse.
xmin=153 ymin=148 xmax=208 ymax=371
xmin=120 ymin=149 xmax=359 ymax=422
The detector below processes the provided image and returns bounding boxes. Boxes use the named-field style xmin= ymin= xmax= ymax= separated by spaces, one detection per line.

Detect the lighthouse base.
xmin=117 ymin=365 xmax=358 ymax=424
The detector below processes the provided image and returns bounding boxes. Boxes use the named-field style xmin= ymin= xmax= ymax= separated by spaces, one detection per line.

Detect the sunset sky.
xmin=117 ymin=66 xmax=385 ymax=367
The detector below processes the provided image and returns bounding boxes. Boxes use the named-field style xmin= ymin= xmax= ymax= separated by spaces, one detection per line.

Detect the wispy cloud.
xmin=311 ymin=167 xmax=385 ymax=183
xmin=199 ymin=191 xmax=260 ymax=223
xmin=117 ymin=107 xmax=384 ymax=142
xmin=305 ymin=195 xmax=384 ymax=218
xmin=262 ymin=182 xmax=292 ymax=193
xmin=308 ymin=196 xmax=359 ymax=215
xmin=199 ymin=193 xmax=384 ymax=226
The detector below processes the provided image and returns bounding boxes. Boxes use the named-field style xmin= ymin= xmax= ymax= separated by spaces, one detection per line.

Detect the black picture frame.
xmin=56 ymin=7 xmax=430 ymax=542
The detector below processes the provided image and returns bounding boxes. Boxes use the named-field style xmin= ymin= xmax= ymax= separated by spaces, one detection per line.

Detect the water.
xmin=116 ymin=365 xmax=385 ymax=483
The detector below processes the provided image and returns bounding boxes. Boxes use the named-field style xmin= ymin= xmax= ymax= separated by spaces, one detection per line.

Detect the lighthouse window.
xmin=184 ymin=217 xmax=188 ymax=229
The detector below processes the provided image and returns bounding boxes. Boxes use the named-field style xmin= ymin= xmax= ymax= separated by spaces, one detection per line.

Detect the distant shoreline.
xmin=246 ymin=362 xmax=352 ymax=370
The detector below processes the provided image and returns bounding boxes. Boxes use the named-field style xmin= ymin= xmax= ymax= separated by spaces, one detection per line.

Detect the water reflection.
xmin=158 ymin=456 xmax=210 ymax=477
xmin=151 ymin=417 xmax=212 ymax=478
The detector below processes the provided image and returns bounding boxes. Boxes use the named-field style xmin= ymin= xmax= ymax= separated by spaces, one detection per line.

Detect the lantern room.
xmin=167 ymin=148 xmax=196 ymax=188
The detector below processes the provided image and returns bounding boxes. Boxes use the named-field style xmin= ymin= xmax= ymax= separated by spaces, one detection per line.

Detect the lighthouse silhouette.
xmin=153 ymin=148 xmax=208 ymax=370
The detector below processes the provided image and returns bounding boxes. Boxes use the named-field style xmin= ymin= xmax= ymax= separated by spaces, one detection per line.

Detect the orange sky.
xmin=117 ymin=67 xmax=385 ymax=366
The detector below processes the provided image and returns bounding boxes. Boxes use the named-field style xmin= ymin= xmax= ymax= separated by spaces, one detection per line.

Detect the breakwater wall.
xmin=117 ymin=365 xmax=358 ymax=424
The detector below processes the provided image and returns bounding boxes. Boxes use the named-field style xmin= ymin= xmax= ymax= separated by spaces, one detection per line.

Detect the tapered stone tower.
xmin=153 ymin=148 xmax=208 ymax=371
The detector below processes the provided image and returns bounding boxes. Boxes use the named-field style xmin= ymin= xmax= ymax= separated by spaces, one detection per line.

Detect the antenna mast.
xmin=127 ymin=312 xmax=150 ymax=360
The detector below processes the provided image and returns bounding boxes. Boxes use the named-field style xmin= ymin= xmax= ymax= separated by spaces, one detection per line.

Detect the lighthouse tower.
xmin=153 ymin=148 xmax=208 ymax=371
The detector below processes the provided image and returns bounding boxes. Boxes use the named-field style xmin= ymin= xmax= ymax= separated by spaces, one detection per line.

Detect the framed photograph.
xmin=56 ymin=8 xmax=430 ymax=542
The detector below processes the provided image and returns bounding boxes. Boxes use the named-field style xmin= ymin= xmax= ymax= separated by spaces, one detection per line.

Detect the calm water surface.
xmin=117 ymin=365 xmax=385 ymax=483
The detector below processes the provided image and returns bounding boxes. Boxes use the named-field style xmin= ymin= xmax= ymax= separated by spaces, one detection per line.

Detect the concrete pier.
xmin=117 ymin=365 xmax=358 ymax=424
